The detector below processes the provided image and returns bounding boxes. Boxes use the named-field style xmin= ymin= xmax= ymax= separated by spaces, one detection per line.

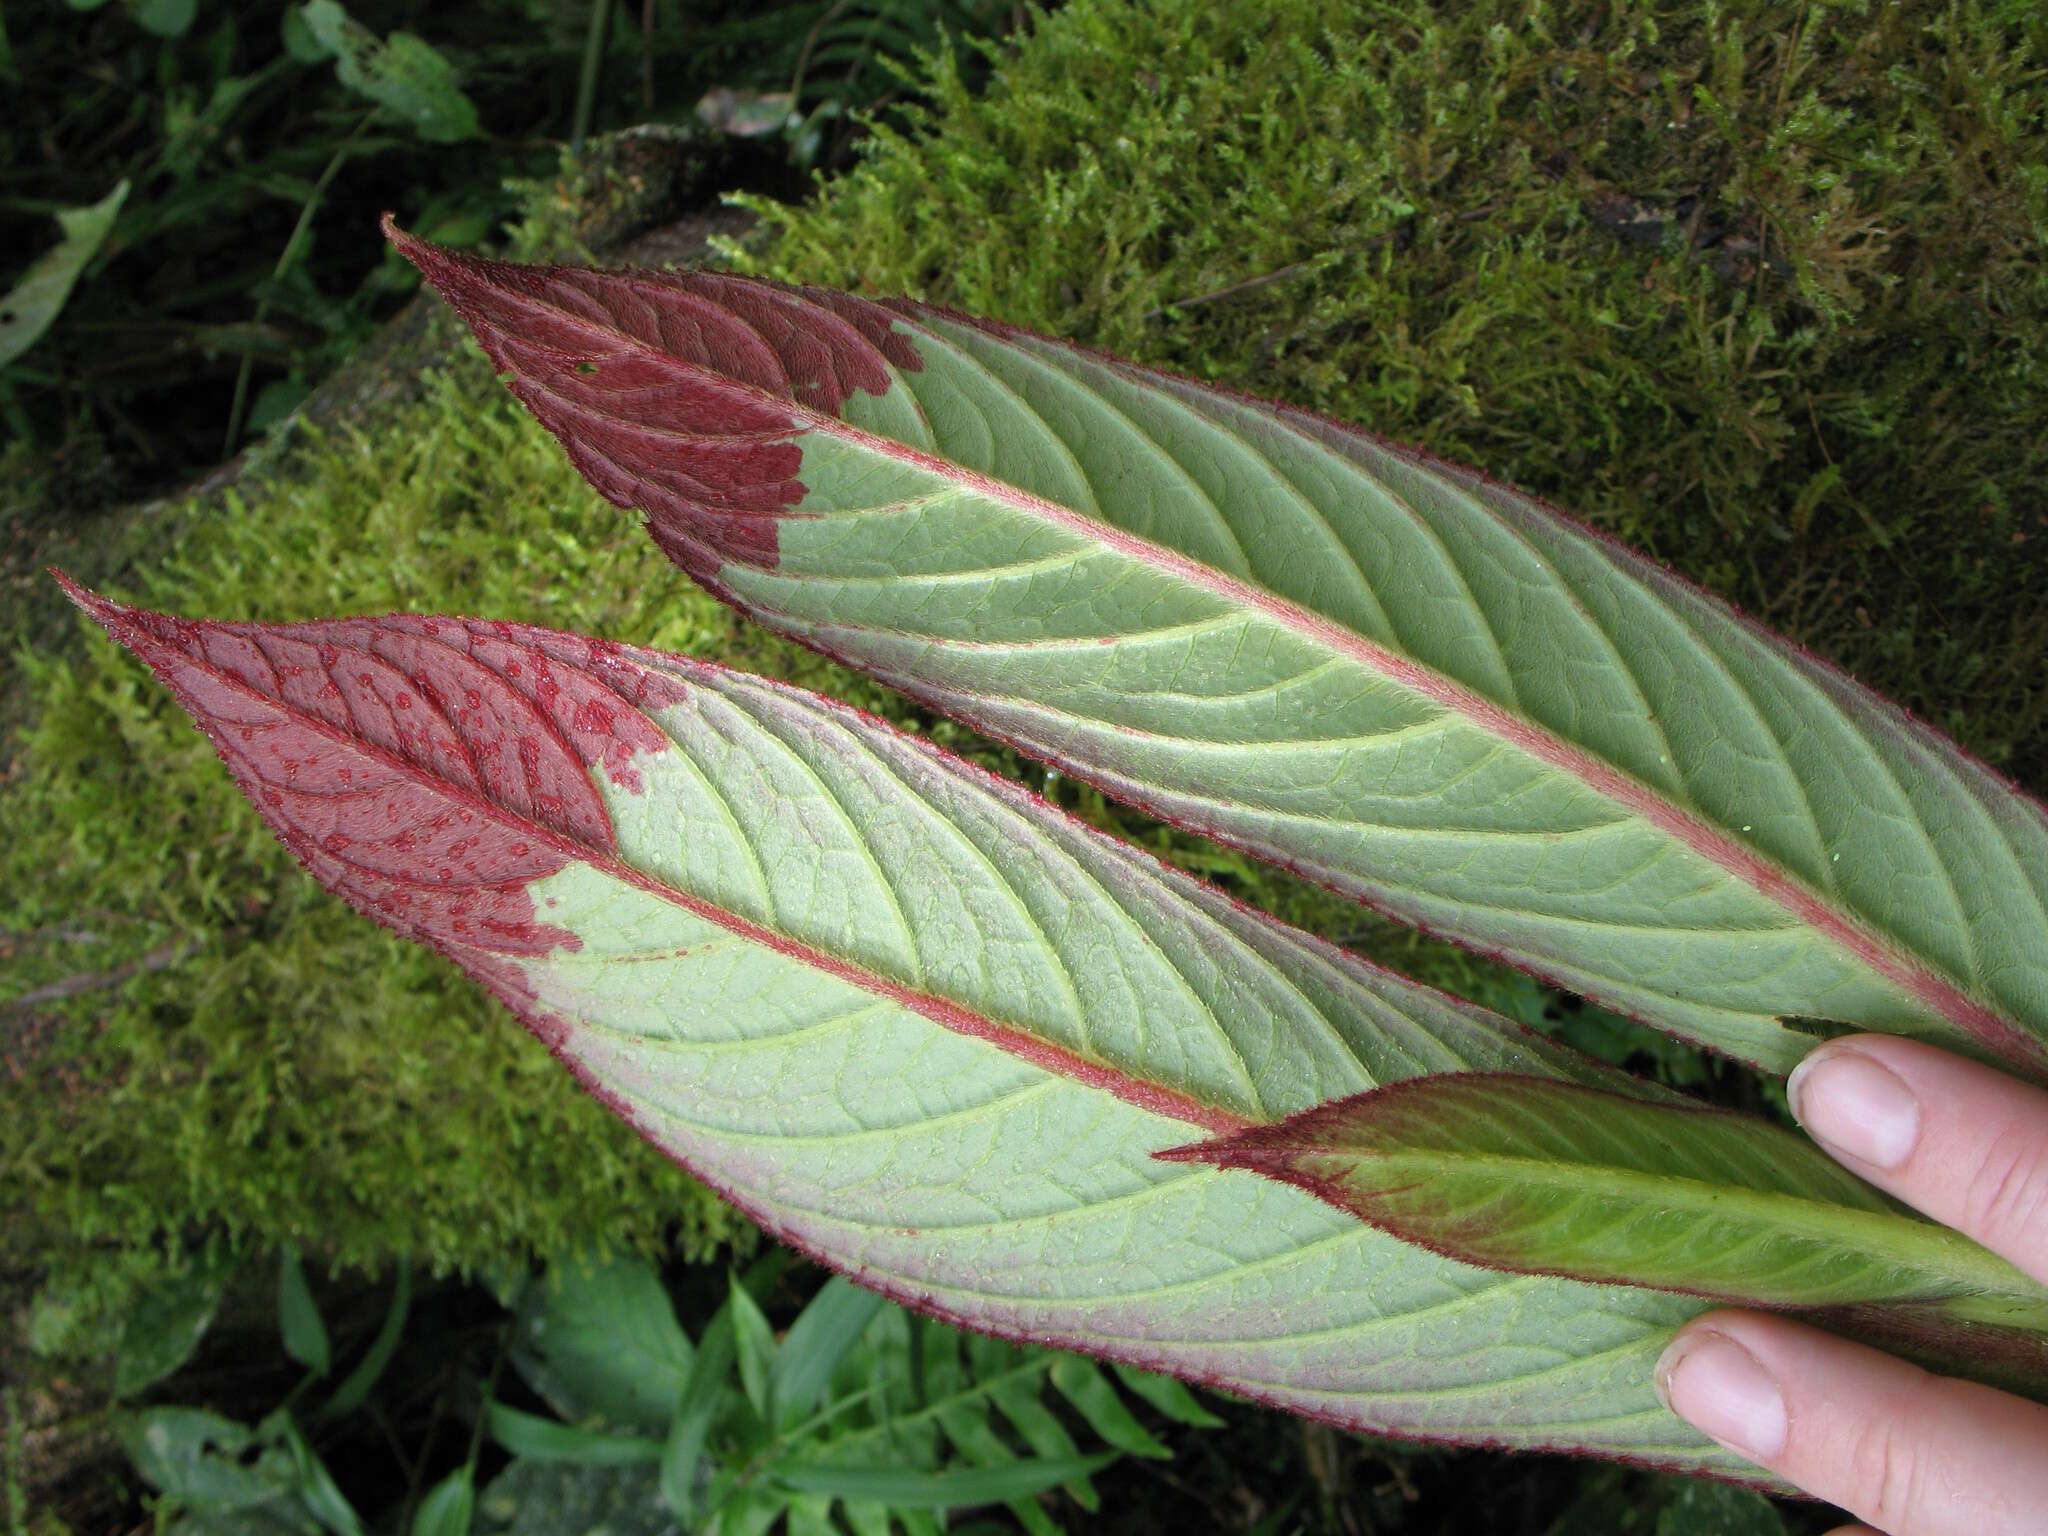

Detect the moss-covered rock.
xmin=1 ymin=362 xmax=749 ymax=1352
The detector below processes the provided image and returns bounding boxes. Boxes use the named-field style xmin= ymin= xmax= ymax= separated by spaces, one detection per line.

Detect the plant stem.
xmin=220 ymin=112 xmax=372 ymax=456
xmin=573 ymin=0 xmax=616 ymax=152
xmin=640 ymin=0 xmax=657 ymax=116
xmin=1 ymin=938 xmax=199 ymax=1017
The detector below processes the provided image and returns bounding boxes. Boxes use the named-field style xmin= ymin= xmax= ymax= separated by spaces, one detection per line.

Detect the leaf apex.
xmin=51 ymin=569 xmax=146 ymax=647
xmin=381 ymin=215 xmax=467 ymax=299
xmin=1153 ymin=1125 xmax=1311 ymax=1175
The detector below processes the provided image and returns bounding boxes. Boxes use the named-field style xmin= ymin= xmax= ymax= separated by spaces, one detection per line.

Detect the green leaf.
xmin=1049 ymin=1359 xmax=1170 ymax=1460
xmin=114 ymin=1247 xmax=233 ymax=1396
xmin=280 ymin=6 xmax=332 ymax=63
xmin=728 ymin=1272 xmax=777 ymax=1426
xmin=984 ymin=1374 xmax=1093 ymax=1512
xmin=1177 ymin=1074 xmax=2048 ymax=1314
xmin=297 ymin=2 xmax=479 ymax=143
xmin=660 ymin=1303 xmax=735 ymax=1522
xmin=128 ymin=0 xmax=196 ymax=37
xmin=482 ymin=1403 xmax=665 ymax=1467
xmin=0 ymin=180 xmax=127 ymax=369
xmin=772 ymin=1453 xmax=1116 ymax=1508
xmin=772 ymin=1277 xmax=886 ymax=1431
xmin=410 ymin=1468 xmax=476 ymax=1536
xmin=1108 ymin=1365 xmax=1223 ymax=1429
xmin=931 ymin=1384 xmax=1064 ymax=1536
xmin=163 ymin=1501 xmax=326 ymax=1536
xmin=277 ymin=1250 xmax=331 ymax=1377
xmin=113 ymin=1408 xmax=284 ymax=1508
xmin=270 ymin=1415 xmax=364 ymax=1536
xmin=390 ymin=232 xmax=2048 ymax=1081
xmin=474 ymin=1462 xmax=672 ymax=1536
xmin=318 ymin=1259 xmax=408 ymax=1421
xmin=510 ymin=1255 xmax=692 ymax=1433
xmin=1655 ymin=1482 xmax=1789 ymax=1536
xmin=71 ymin=580 xmax=1759 ymax=1474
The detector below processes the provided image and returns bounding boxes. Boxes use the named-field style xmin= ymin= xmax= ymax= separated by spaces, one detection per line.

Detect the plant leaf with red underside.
xmin=386 ymin=222 xmax=2048 ymax=1082
xmin=63 ymin=574 xmax=1768 ymax=1474
xmin=1165 ymin=1073 xmax=2048 ymax=1326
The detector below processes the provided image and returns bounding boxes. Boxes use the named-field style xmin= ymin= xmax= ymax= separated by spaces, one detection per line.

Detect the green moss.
xmin=736 ymin=0 xmax=2048 ymax=781
xmin=1 ymin=360 xmax=801 ymax=1347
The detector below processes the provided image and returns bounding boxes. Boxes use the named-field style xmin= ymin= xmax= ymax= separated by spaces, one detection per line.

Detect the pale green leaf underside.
xmin=661 ymin=302 xmax=2048 ymax=1076
xmin=1203 ymin=1075 xmax=2048 ymax=1316
xmin=88 ymin=587 xmax=1755 ymax=1475
xmin=515 ymin=660 xmax=1737 ymax=1467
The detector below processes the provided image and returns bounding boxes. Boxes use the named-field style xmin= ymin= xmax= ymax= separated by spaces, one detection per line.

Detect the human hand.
xmin=1655 ymin=1036 xmax=2048 ymax=1535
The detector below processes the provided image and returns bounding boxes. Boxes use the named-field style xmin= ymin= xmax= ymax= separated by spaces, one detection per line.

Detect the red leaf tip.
xmin=51 ymin=569 xmax=147 ymax=647
xmin=1153 ymin=1126 xmax=1306 ymax=1173
xmin=382 ymin=215 xmax=465 ymax=298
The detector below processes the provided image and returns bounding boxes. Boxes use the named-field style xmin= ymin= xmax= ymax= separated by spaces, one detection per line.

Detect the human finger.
xmin=1656 ymin=1309 xmax=2048 ymax=1536
xmin=1787 ymin=1035 xmax=2048 ymax=1285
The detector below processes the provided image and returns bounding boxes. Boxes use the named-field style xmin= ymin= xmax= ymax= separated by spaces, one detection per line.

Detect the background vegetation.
xmin=4 ymin=0 xmax=2043 ymax=1529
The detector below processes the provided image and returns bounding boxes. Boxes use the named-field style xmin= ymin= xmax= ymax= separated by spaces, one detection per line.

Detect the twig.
xmin=790 ymin=0 xmax=853 ymax=108
xmin=1 ymin=939 xmax=199 ymax=1017
xmin=1 ymin=924 xmax=105 ymax=946
xmin=1144 ymin=259 xmax=1322 ymax=320
xmin=221 ymin=111 xmax=374 ymax=455
xmin=1144 ymin=206 xmax=1497 ymax=321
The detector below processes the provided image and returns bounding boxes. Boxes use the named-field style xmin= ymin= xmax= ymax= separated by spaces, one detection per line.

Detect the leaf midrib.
xmin=477 ymin=269 xmax=2020 ymax=1062
xmin=1344 ymin=1145 xmax=2039 ymax=1303
xmin=143 ymin=609 xmax=1256 ymax=1140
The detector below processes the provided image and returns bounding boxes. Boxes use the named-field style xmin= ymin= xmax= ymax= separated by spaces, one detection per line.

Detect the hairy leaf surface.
xmin=1169 ymin=1074 xmax=2048 ymax=1318
xmin=386 ymin=227 xmax=2048 ymax=1078
xmin=68 ymin=577 xmax=1754 ymax=1473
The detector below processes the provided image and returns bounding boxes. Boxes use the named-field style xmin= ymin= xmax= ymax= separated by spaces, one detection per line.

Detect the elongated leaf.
xmin=661 ymin=1306 xmax=735 ymax=1521
xmin=0 ymin=179 xmax=127 ymax=368
xmin=278 ymin=1249 xmax=331 ymax=1377
xmin=65 ymin=576 xmax=1748 ymax=1472
xmin=509 ymin=1255 xmax=692 ymax=1432
xmin=1049 ymin=1357 xmax=1169 ymax=1459
xmin=386 ymin=227 xmax=2048 ymax=1078
xmin=410 ymin=1468 xmax=476 ymax=1536
xmin=484 ymin=1403 xmax=665 ymax=1466
xmin=271 ymin=1415 xmax=365 ymax=1536
xmin=729 ymin=1271 xmax=777 ymax=1424
xmin=317 ymin=1258 xmax=408 ymax=1421
xmin=773 ymin=1276 xmax=887 ymax=1431
xmin=1110 ymin=1364 xmax=1223 ymax=1429
xmin=1170 ymin=1074 xmax=2048 ymax=1315
xmin=770 ymin=1453 xmax=1115 ymax=1509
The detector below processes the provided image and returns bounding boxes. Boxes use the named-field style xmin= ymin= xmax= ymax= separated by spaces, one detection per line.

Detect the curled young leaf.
xmin=1165 ymin=1073 xmax=2048 ymax=1318
xmin=64 ymin=575 xmax=1751 ymax=1475
xmin=385 ymin=225 xmax=2048 ymax=1080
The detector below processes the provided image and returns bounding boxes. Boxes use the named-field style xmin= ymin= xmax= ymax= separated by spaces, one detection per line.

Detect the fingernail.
xmin=1787 ymin=1047 xmax=1921 ymax=1169
xmin=1655 ymin=1331 xmax=1788 ymax=1461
